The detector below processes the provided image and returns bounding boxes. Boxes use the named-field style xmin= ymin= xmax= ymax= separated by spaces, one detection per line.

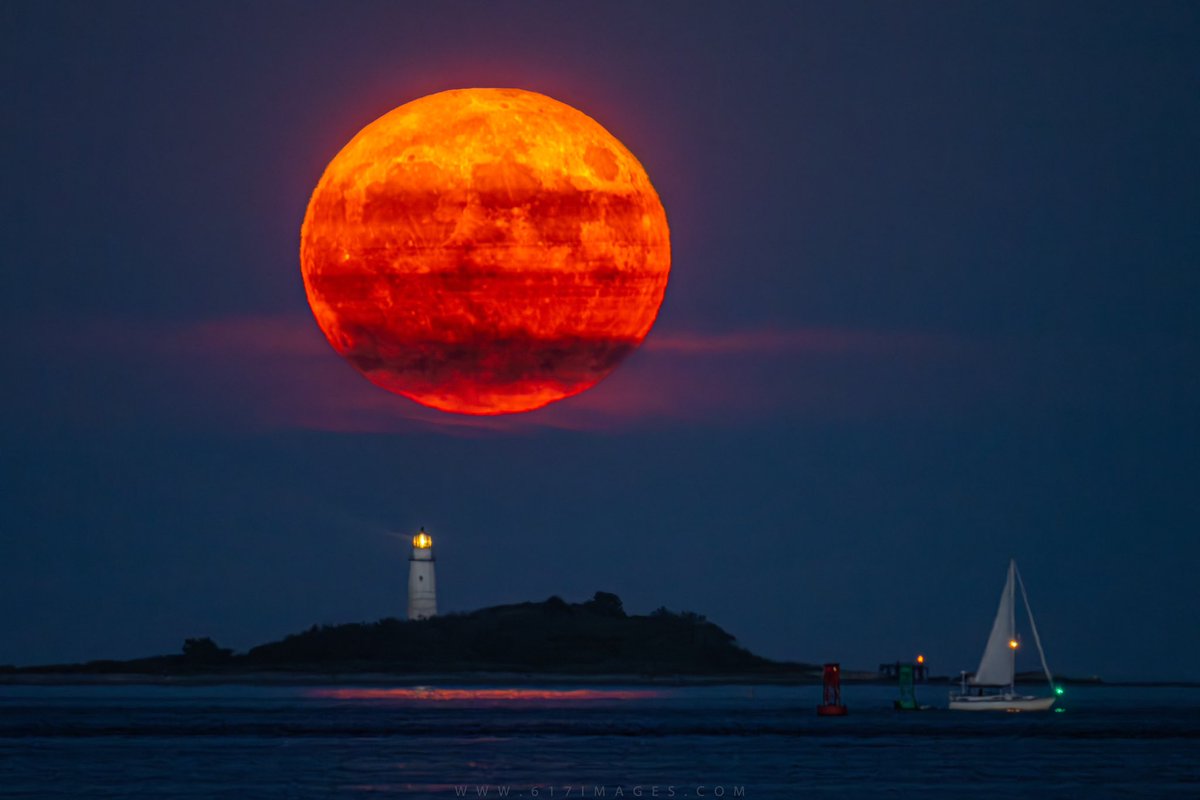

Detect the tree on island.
xmin=582 ymin=591 xmax=625 ymax=617
xmin=181 ymin=637 xmax=232 ymax=664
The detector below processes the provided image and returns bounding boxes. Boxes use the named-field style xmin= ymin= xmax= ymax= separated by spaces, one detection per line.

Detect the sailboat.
xmin=950 ymin=559 xmax=1058 ymax=712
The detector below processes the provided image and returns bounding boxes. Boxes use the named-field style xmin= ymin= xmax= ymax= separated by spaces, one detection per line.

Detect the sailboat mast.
xmin=1014 ymin=561 xmax=1055 ymax=691
xmin=1007 ymin=559 xmax=1016 ymax=692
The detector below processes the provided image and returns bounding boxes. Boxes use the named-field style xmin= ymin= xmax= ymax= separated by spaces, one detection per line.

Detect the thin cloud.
xmin=9 ymin=314 xmax=979 ymax=434
xmin=646 ymin=328 xmax=958 ymax=357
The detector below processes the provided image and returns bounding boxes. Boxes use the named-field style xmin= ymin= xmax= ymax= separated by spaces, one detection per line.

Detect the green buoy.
xmin=894 ymin=663 xmax=921 ymax=711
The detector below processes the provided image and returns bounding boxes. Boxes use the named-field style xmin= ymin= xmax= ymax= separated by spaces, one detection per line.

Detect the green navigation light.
xmin=1055 ymin=686 xmax=1065 ymax=695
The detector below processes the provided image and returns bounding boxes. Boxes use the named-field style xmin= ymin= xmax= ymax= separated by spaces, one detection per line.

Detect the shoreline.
xmin=2 ymin=671 xmax=1181 ymax=688
xmin=0 ymin=671 xmax=828 ymax=688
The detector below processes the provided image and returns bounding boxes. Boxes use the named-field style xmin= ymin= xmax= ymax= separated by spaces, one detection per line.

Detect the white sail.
xmin=1015 ymin=562 xmax=1056 ymax=689
xmin=971 ymin=559 xmax=1016 ymax=686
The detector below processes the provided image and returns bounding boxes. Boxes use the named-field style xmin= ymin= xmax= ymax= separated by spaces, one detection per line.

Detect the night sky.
xmin=3 ymin=2 xmax=1197 ymax=681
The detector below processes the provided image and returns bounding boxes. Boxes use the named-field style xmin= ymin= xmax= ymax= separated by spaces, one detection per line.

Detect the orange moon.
xmin=300 ymin=88 xmax=671 ymax=415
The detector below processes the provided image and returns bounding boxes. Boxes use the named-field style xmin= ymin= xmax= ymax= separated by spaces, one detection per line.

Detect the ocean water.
xmin=0 ymin=683 xmax=1196 ymax=798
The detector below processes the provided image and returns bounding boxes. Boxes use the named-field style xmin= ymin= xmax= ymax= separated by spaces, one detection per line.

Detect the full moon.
xmin=300 ymin=88 xmax=671 ymax=415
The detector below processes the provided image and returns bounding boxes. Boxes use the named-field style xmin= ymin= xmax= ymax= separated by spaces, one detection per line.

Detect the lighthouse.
xmin=408 ymin=527 xmax=437 ymax=620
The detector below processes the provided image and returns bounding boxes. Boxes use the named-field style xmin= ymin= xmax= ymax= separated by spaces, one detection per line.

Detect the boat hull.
xmin=948 ymin=694 xmax=1056 ymax=712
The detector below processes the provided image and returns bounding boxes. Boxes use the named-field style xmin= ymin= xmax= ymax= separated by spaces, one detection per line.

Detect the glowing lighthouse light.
xmin=408 ymin=527 xmax=437 ymax=620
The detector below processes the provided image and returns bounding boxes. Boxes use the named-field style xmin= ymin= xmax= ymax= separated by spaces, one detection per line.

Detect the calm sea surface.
xmin=1 ymin=683 xmax=1196 ymax=798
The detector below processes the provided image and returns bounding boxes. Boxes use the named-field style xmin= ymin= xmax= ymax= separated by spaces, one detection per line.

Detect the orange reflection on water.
xmin=312 ymin=687 xmax=660 ymax=702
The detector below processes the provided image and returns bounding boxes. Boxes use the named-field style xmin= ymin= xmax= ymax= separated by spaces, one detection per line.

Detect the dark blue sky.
xmin=2 ymin=2 xmax=1197 ymax=680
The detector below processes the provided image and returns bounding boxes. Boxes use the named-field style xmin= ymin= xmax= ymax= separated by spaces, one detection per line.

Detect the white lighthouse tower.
xmin=408 ymin=527 xmax=437 ymax=620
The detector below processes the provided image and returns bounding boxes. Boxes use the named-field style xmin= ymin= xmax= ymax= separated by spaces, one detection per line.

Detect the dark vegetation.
xmin=3 ymin=592 xmax=809 ymax=677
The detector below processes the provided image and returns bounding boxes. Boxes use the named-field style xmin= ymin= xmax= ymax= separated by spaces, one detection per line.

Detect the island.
xmin=0 ymin=592 xmax=828 ymax=684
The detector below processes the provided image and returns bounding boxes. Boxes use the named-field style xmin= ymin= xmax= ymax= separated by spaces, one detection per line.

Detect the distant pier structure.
xmin=879 ymin=658 xmax=928 ymax=682
xmin=408 ymin=527 xmax=437 ymax=620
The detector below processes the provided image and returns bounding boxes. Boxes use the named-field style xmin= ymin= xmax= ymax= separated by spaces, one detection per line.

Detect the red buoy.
xmin=817 ymin=662 xmax=848 ymax=716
